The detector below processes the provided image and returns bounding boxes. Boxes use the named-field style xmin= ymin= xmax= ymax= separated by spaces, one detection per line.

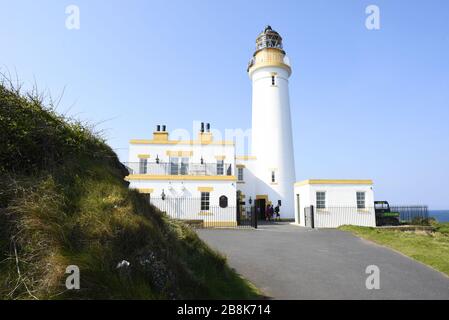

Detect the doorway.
xmin=255 ymin=198 xmax=266 ymax=220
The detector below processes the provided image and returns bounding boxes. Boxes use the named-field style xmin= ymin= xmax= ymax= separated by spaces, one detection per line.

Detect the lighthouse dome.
xmin=255 ymin=25 xmax=284 ymax=53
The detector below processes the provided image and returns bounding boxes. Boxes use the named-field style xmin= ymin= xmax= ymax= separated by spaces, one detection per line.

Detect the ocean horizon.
xmin=429 ymin=210 xmax=449 ymax=222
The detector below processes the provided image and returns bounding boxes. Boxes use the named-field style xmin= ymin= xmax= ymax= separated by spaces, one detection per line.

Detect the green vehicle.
xmin=374 ymin=201 xmax=400 ymax=226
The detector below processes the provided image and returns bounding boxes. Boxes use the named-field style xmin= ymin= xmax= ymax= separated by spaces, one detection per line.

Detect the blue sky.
xmin=1 ymin=0 xmax=448 ymax=208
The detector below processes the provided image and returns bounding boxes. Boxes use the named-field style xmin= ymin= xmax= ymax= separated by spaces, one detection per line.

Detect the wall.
xmin=250 ymin=66 xmax=296 ymax=218
xmin=294 ymin=183 xmax=376 ymax=228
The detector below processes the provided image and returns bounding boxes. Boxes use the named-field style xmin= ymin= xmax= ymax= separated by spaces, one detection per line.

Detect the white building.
xmin=236 ymin=26 xmax=296 ymax=219
xmin=125 ymin=26 xmax=376 ymax=229
xmin=126 ymin=125 xmax=238 ymax=227
xmin=294 ymin=180 xmax=376 ymax=228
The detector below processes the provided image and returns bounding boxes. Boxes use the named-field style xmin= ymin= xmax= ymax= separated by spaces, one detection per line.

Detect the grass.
xmin=339 ymin=222 xmax=449 ymax=276
xmin=0 ymin=79 xmax=261 ymax=300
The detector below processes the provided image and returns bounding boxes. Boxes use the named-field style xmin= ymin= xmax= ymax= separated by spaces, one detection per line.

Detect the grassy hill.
xmin=0 ymin=81 xmax=260 ymax=299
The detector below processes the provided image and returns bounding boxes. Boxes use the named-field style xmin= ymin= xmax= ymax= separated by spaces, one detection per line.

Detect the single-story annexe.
xmin=294 ymin=179 xmax=376 ymax=228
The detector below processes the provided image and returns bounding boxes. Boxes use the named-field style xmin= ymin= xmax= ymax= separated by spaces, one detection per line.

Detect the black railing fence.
xmin=148 ymin=197 xmax=256 ymax=229
xmin=390 ymin=205 xmax=429 ymax=223
xmin=124 ymin=162 xmax=233 ymax=176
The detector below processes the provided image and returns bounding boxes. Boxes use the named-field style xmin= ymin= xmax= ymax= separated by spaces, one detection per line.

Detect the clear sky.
xmin=1 ymin=0 xmax=448 ymax=209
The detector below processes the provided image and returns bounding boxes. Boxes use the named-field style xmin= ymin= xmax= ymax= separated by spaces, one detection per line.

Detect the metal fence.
xmin=124 ymin=162 xmax=233 ymax=176
xmin=390 ymin=205 xmax=429 ymax=223
xmin=149 ymin=197 xmax=256 ymax=229
xmin=304 ymin=206 xmax=376 ymax=228
xmin=303 ymin=205 xmax=429 ymax=229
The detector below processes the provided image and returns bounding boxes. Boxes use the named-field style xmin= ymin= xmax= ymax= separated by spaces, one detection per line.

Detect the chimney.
xmin=153 ymin=124 xmax=169 ymax=142
xmin=199 ymin=121 xmax=213 ymax=143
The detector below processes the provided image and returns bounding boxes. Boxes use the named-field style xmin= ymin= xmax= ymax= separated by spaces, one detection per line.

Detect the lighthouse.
xmin=247 ymin=26 xmax=296 ymax=219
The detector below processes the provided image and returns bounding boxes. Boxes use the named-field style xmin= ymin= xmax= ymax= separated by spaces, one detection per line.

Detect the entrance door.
xmin=296 ymin=194 xmax=301 ymax=224
xmin=255 ymin=199 xmax=266 ymax=220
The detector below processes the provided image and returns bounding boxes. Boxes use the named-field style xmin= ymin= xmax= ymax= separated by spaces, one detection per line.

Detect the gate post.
xmin=310 ymin=205 xmax=315 ymax=229
xmin=252 ymin=206 xmax=257 ymax=229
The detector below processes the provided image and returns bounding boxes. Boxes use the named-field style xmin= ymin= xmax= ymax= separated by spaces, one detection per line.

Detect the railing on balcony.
xmin=123 ymin=162 xmax=233 ymax=176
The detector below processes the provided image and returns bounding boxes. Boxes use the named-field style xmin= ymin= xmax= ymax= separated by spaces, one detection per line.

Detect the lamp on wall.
xmin=200 ymin=156 xmax=204 ymax=165
xmin=249 ymin=197 xmax=252 ymax=205
xmin=156 ymin=155 xmax=160 ymax=164
xmin=161 ymin=189 xmax=166 ymax=201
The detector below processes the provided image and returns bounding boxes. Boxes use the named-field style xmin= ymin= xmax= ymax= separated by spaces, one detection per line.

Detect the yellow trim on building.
xmin=236 ymin=164 xmax=246 ymax=168
xmin=256 ymin=194 xmax=268 ymax=200
xmin=214 ymin=155 xmax=226 ymax=160
xmin=137 ymin=154 xmax=151 ymax=159
xmin=197 ymin=187 xmax=214 ymax=192
xmin=152 ymin=131 xmax=169 ymax=142
xmin=198 ymin=132 xmax=213 ymax=144
xmin=295 ymin=179 xmax=374 ymax=187
xmin=134 ymin=188 xmax=154 ymax=194
xmin=235 ymin=156 xmax=257 ymax=161
xmin=203 ymin=221 xmax=238 ymax=228
xmin=130 ymin=139 xmax=234 ymax=146
xmin=198 ymin=212 xmax=214 ymax=216
xmin=166 ymin=150 xmax=193 ymax=157
xmin=125 ymin=175 xmax=237 ymax=181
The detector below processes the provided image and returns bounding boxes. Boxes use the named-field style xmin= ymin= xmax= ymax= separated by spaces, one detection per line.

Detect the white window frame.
xmin=316 ymin=191 xmax=326 ymax=209
xmin=139 ymin=158 xmax=148 ymax=174
xmin=237 ymin=167 xmax=244 ymax=181
xmin=201 ymin=192 xmax=210 ymax=211
xmin=216 ymin=160 xmax=224 ymax=175
xmin=356 ymin=191 xmax=366 ymax=209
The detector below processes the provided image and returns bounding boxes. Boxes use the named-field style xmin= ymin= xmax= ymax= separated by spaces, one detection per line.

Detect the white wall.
xmin=129 ymin=180 xmax=237 ymax=223
xmin=294 ymin=183 xmax=376 ymax=228
xmin=250 ymin=66 xmax=296 ymax=218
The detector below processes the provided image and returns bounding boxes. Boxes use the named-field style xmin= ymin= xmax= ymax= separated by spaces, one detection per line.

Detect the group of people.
xmin=265 ymin=204 xmax=281 ymax=221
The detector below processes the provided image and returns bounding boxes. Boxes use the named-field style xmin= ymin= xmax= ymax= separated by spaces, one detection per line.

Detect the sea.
xmin=429 ymin=210 xmax=449 ymax=222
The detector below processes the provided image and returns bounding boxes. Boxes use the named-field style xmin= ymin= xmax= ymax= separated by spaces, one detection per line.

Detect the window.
xmin=238 ymin=168 xmax=244 ymax=181
xmin=316 ymin=192 xmax=326 ymax=209
xmin=139 ymin=158 xmax=148 ymax=174
xmin=216 ymin=160 xmax=224 ymax=175
xmin=169 ymin=157 xmax=179 ymax=175
xmin=357 ymin=192 xmax=366 ymax=209
xmin=271 ymin=75 xmax=276 ymax=86
xmin=180 ymin=157 xmax=189 ymax=175
xmin=271 ymin=170 xmax=276 ymax=183
xmin=201 ymin=192 xmax=210 ymax=211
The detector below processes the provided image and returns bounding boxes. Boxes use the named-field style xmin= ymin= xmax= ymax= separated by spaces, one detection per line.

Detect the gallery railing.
xmin=390 ymin=205 xmax=429 ymax=224
xmin=123 ymin=162 xmax=233 ymax=176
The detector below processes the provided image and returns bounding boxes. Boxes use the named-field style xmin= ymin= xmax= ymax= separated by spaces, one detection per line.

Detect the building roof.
xmin=295 ymin=179 xmax=373 ymax=187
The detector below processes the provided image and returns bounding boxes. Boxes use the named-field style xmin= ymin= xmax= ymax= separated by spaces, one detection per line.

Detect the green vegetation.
xmin=0 ymin=80 xmax=260 ymax=299
xmin=339 ymin=222 xmax=449 ymax=276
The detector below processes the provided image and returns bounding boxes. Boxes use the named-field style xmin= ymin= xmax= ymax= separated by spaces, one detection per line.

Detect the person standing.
xmin=265 ymin=204 xmax=271 ymax=221
xmin=274 ymin=205 xmax=280 ymax=221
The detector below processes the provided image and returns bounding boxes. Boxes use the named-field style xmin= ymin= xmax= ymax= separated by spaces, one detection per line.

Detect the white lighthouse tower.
xmin=247 ymin=26 xmax=296 ymax=219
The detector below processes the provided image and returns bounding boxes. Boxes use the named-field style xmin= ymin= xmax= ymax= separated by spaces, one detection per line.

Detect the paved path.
xmin=197 ymin=223 xmax=449 ymax=299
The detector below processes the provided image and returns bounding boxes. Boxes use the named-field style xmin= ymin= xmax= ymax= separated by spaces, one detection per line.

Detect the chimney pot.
xmin=156 ymin=125 xmax=161 ymax=132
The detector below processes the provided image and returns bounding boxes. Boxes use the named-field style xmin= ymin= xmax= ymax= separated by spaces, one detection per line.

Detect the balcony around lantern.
xmin=123 ymin=162 xmax=234 ymax=178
